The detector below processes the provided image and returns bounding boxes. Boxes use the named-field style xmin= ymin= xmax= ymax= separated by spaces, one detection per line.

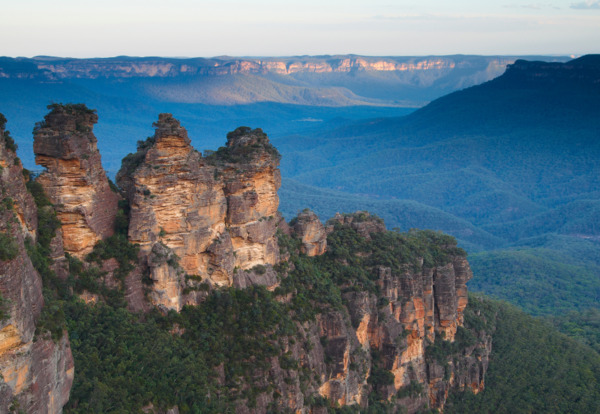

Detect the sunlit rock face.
xmin=28 ymin=56 xmax=471 ymax=77
xmin=316 ymin=261 xmax=481 ymax=413
xmin=33 ymin=104 xmax=119 ymax=259
xmin=0 ymin=117 xmax=73 ymax=414
xmin=220 ymin=126 xmax=281 ymax=271
xmin=117 ymin=115 xmax=281 ymax=310
xmin=291 ymin=209 xmax=327 ymax=257
xmin=307 ymin=213 xmax=488 ymax=413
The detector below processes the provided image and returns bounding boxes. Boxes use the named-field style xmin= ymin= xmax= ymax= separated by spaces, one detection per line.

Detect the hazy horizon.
xmin=3 ymin=0 xmax=599 ymax=58
xmin=5 ymin=53 xmax=580 ymax=59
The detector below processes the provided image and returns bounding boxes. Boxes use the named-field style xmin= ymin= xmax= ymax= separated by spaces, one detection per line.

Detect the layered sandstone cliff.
xmin=6 ymin=56 xmax=516 ymax=79
xmin=225 ymin=212 xmax=490 ymax=414
xmin=311 ymin=214 xmax=486 ymax=412
xmin=0 ymin=116 xmax=73 ymax=413
xmin=33 ymin=104 xmax=119 ymax=258
xmin=117 ymin=115 xmax=281 ymax=310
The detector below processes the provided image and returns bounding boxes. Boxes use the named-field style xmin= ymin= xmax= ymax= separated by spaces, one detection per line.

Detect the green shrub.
xmin=397 ymin=380 xmax=424 ymax=399
xmin=85 ymin=234 xmax=139 ymax=283
xmin=0 ymin=232 xmax=18 ymax=261
xmin=0 ymin=293 xmax=11 ymax=322
xmin=368 ymin=365 xmax=395 ymax=387
xmin=46 ymin=103 xmax=96 ymax=116
xmin=2 ymin=130 xmax=17 ymax=152
xmin=119 ymin=136 xmax=155 ymax=176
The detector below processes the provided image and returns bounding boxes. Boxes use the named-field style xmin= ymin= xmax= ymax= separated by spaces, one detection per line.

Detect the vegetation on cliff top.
xmin=32 ymin=103 xmax=97 ymax=135
xmin=46 ymin=103 xmax=97 ymax=116
xmin=59 ymin=213 xmax=467 ymax=413
xmin=119 ymin=136 xmax=155 ymax=177
xmin=205 ymin=126 xmax=281 ymax=166
xmin=0 ymin=112 xmax=18 ymax=153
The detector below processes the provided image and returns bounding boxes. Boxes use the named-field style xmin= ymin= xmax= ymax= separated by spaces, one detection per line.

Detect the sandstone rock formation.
xmin=328 ymin=211 xmax=386 ymax=239
xmin=117 ymin=115 xmax=281 ymax=310
xmin=0 ymin=116 xmax=73 ymax=413
xmin=284 ymin=213 xmax=489 ymax=413
xmin=220 ymin=126 xmax=281 ymax=271
xmin=0 ymin=108 xmax=491 ymax=413
xmin=346 ymin=255 xmax=484 ymax=411
xmin=291 ymin=209 xmax=327 ymax=256
xmin=33 ymin=104 xmax=119 ymax=258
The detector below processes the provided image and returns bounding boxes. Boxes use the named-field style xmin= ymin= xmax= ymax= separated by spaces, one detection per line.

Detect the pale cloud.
xmin=503 ymin=3 xmax=561 ymax=9
xmin=571 ymin=0 xmax=600 ymax=8
xmin=372 ymin=13 xmax=431 ymax=20
xmin=504 ymin=3 xmax=542 ymax=9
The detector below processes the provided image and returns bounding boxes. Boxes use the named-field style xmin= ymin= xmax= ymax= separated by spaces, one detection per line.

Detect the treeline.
xmin=446 ymin=297 xmax=600 ymax=414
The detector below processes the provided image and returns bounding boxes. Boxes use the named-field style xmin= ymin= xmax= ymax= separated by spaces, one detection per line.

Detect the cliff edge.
xmin=0 ymin=114 xmax=73 ymax=414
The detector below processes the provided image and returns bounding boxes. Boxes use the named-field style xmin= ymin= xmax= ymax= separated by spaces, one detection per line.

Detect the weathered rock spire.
xmin=33 ymin=103 xmax=119 ymax=258
xmin=116 ymin=114 xmax=282 ymax=310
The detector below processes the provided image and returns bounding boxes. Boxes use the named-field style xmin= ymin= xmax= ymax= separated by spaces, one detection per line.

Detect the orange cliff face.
xmin=116 ymin=115 xmax=282 ymax=311
xmin=0 ymin=117 xmax=73 ymax=413
xmin=221 ymin=126 xmax=281 ymax=270
xmin=291 ymin=209 xmax=327 ymax=257
xmin=33 ymin=104 xmax=119 ymax=259
xmin=33 ymin=56 xmax=460 ymax=78
xmin=315 ymin=257 xmax=485 ymax=413
xmin=306 ymin=213 xmax=489 ymax=413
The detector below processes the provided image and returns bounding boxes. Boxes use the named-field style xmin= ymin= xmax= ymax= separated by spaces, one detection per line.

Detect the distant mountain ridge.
xmin=505 ymin=54 xmax=600 ymax=84
xmin=282 ymin=54 xmax=600 ymax=207
xmin=0 ymin=55 xmax=570 ymax=106
xmin=277 ymin=54 xmax=600 ymax=316
xmin=0 ymin=55 xmax=545 ymax=78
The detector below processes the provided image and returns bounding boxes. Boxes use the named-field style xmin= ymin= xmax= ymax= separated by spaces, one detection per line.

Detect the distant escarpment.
xmin=0 ymin=55 xmax=571 ymax=108
xmin=0 ymin=106 xmax=492 ymax=413
xmin=0 ymin=55 xmax=510 ymax=79
xmin=0 ymin=114 xmax=73 ymax=413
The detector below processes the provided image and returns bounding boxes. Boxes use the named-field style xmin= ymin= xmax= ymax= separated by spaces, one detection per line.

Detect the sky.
xmin=1 ymin=0 xmax=599 ymax=57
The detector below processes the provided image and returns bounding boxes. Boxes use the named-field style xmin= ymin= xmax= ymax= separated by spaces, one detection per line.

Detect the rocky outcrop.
xmin=220 ymin=126 xmax=281 ymax=270
xmin=33 ymin=104 xmax=119 ymax=258
xmin=116 ymin=114 xmax=228 ymax=310
xmin=225 ymin=214 xmax=490 ymax=414
xmin=311 ymin=264 xmax=485 ymax=413
xmin=295 ymin=214 xmax=489 ymax=413
xmin=117 ymin=115 xmax=281 ymax=310
xmin=291 ymin=209 xmax=327 ymax=256
xmin=328 ymin=211 xmax=386 ymax=239
xmin=0 ymin=115 xmax=73 ymax=413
